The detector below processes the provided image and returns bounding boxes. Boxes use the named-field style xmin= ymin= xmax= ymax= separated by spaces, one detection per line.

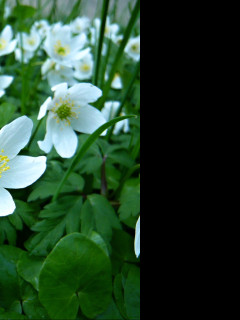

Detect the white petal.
xmin=0 ymin=187 xmax=16 ymax=216
xmin=0 ymin=75 xmax=13 ymax=90
xmin=0 ymin=116 xmax=33 ymax=159
xmin=38 ymin=97 xmax=52 ymax=120
xmin=134 ymin=216 xmax=140 ymax=258
xmin=0 ymin=156 xmax=46 ymax=189
xmin=52 ymin=121 xmax=78 ymax=158
xmin=68 ymin=83 xmax=102 ymax=104
xmin=37 ymin=113 xmax=55 ymax=153
xmin=71 ymin=104 xmax=107 ymax=135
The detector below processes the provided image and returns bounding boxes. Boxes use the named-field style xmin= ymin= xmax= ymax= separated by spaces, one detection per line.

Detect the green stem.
xmin=27 ymin=118 xmax=43 ymax=150
xmin=52 ymin=115 xmax=136 ymax=202
xmin=92 ymin=0 xmax=110 ymax=86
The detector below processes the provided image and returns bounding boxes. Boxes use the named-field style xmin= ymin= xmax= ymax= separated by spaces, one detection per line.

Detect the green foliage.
xmin=0 ymin=0 xmax=140 ymax=319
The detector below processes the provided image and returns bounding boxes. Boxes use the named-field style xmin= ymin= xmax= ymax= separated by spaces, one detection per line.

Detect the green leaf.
xmin=81 ymin=194 xmax=121 ymax=245
xmin=39 ymin=233 xmax=112 ymax=319
xmin=0 ymin=103 xmax=17 ymax=127
xmin=124 ymin=265 xmax=140 ymax=320
xmin=0 ymin=246 xmax=24 ymax=309
xmin=17 ymin=252 xmax=45 ymax=291
xmin=118 ymin=178 xmax=140 ymax=224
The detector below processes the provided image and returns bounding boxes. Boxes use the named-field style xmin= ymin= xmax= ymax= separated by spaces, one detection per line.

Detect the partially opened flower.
xmin=125 ymin=36 xmax=140 ymax=61
xmin=0 ymin=116 xmax=47 ymax=216
xmin=101 ymin=101 xmax=130 ymax=135
xmin=37 ymin=82 xmax=107 ymax=158
xmin=0 ymin=25 xmax=17 ymax=57
xmin=17 ymin=29 xmax=41 ymax=52
xmin=73 ymin=52 xmax=94 ymax=80
xmin=70 ymin=16 xmax=90 ymax=34
xmin=134 ymin=216 xmax=140 ymax=258
xmin=0 ymin=75 xmax=13 ymax=98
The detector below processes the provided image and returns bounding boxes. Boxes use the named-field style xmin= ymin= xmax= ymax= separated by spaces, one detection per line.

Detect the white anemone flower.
xmin=37 ymin=82 xmax=107 ymax=158
xmin=0 ymin=25 xmax=17 ymax=57
xmin=93 ymin=17 xmax=120 ymax=41
xmin=70 ymin=17 xmax=90 ymax=34
xmin=125 ymin=36 xmax=140 ymax=61
xmin=134 ymin=216 xmax=140 ymax=258
xmin=101 ymin=101 xmax=130 ymax=135
xmin=73 ymin=52 xmax=94 ymax=80
xmin=43 ymin=25 xmax=88 ymax=67
xmin=0 ymin=116 xmax=47 ymax=216
xmin=17 ymin=29 xmax=41 ymax=52
xmin=31 ymin=19 xmax=50 ymax=39
xmin=0 ymin=75 xmax=13 ymax=98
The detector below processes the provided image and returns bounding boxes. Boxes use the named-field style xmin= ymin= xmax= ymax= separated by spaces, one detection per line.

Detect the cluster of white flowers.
xmin=0 ymin=10 xmax=140 ymax=218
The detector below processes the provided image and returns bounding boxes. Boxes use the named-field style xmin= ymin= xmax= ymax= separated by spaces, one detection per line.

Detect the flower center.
xmin=27 ymin=38 xmax=36 ymax=46
xmin=56 ymin=104 xmax=72 ymax=120
xmin=52 ymin=97 xmax=79 ymax=125
xmin=54 ymin=40 xmax=70 ymax=57
xmin=131 ymin=43 xmax=140 ymax=53
xmin=0 ymin=149 xmax=10 ymax=178
xmin=80 ymin=63 xmax=91 ymax=72
xmin=0 ymin=38 xmax=7 ymax=50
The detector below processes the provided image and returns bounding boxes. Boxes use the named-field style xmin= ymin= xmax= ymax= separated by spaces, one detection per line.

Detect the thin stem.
xmin=92 ymin=0 xmax=110 ymax=86
xmin=51 ymin=115 xmax=136 ymax=202
xmin=27 ymin=118 xmax=43 ymax=150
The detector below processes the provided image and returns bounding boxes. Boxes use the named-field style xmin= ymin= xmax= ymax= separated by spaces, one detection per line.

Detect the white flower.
xmin=41 ymin=58 xmax=77 ymax=87
xmin=70 ymin=17 xmax=90 ymax=34
xmin=17 ymin=29 xmax=41 ymax=52
xmin=73 ymin=52 xmax=94 ymax=80
xmin=0 ymin=116 xmax=47 ymax=216
xmin=0 ymin=75 xmax=13 ymax=98
xmin=134 ymin=216 xmax=140 ymax=258
xmin=125 ymin=36 xmax=140 ymax=61
xmin=0 ymin=25 xmax=17 ymax=57
xmin=93 ymin=17 xmax=120 ymax=41
xmin=43 ymin=25 xmax=88 ymax=67
xmin=37 ymin=82 xmax=107 ymax=158
xmin=31 ymin=19 xmax=50 ymax=39
xmin=101 ymin=101 xmax=130 ymax=135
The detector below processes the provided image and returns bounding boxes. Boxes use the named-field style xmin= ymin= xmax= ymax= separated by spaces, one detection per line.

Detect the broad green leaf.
xmin=39 ymin=233 xmax=112 ymax=319
xmin=17 ymin=252 xmax=45 ymax=291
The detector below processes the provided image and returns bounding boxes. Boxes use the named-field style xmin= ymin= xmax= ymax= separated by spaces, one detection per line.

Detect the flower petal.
xmin=71 ymin=104 xmax=107 ymax=135
xmin=68 ymin=83 xmax=102 ymax=103
xmin=0 ymin=116 xmax=33 ymax=159
xmin=0 ymin=155 xmax=46 ymax=189
xmin=0 ymin=187 xmax=16 ymax=216
xmin=52 ymin=121 xmax=78 ymax=158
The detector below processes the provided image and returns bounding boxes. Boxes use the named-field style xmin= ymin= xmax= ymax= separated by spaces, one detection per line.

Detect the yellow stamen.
xmin=0 ymin=149 xmax=10 ymax=178
xmin=54 ymin=40 xmax=70 ymax=57
xmin=52 ymin=96 xmax=79 ymax=126
xmin=80 ymin=63 xmax=91 ymax=72
xmin=0 ymin=38 xmax=7 ymax=50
